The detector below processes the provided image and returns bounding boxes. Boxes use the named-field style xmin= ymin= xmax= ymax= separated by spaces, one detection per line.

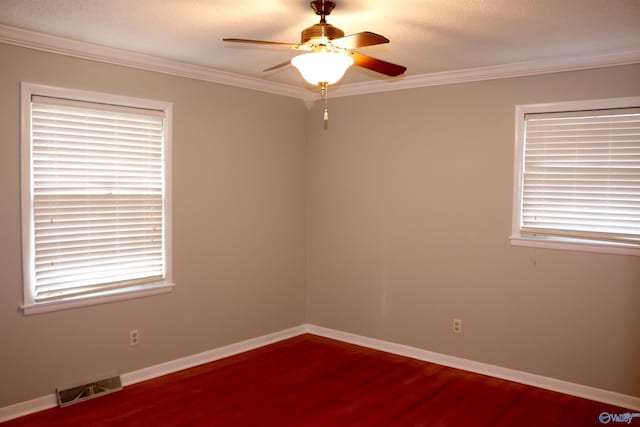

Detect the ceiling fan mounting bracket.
xmin=310 ymin=1 xmax=336 ymax=19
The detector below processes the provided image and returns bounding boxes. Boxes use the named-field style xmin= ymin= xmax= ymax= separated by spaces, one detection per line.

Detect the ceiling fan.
xmin=223 ymin=0 xmax=407 ymax=125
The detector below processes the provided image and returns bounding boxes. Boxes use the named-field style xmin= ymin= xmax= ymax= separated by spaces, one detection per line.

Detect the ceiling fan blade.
xmin=263 ymin=60 xmax=292 ymax=72
xmin=331 ymin=31 xmax=389 ymax=50
xmin=223 ymin=38 xmax=298 ymax=48
xmin=350 ymin=52 xmax=407 ymax=77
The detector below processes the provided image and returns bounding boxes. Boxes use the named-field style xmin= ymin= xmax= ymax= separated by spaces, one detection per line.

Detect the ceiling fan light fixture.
xmin=291 ymin=51 xmax=354 ymax=85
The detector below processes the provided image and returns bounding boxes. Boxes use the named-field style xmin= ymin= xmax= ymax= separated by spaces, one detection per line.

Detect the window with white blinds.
xmin=21 ymin=83 xmax=173 ymax=314
xmin=512 ymin=97 xmax=640 ymax=255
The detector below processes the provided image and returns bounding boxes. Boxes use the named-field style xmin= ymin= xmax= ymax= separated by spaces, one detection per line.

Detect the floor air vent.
xmin=56 ymin=375 xmax=122 ymax=407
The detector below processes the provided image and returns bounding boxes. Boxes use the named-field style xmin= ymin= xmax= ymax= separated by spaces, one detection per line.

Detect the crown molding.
xmin=0 ymin=24 xmax=308 ymax=100
xmin=1 ymin=24 xmax=639 ymax=103
xmin=328 ymin=48 xmax=640 ymax=99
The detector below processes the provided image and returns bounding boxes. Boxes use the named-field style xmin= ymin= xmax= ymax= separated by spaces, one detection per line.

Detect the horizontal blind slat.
xmin=35 ymin=276 xmax=165 ymax=302
xmin=521 ymin=107 xmax=640 ymax=244
xmin=32 ymin=94 xmax=165 ymax=117
xmin=30 ymin=97 xmax=166 ymax=301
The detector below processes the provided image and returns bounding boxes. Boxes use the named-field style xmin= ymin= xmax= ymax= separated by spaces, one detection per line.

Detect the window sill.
xmin=510 ymin=235 xmax=640 ymax=257
xmin=21 ymin=282 xmax=175 ymax=316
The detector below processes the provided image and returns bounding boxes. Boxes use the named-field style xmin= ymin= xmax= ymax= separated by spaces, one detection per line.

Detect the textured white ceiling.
xmin=0 ymin=0 xmax=639 ymax=88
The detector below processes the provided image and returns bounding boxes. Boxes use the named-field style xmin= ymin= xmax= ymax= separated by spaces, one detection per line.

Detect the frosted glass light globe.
xmin=291 ymin=51 xmax=354 ymax=85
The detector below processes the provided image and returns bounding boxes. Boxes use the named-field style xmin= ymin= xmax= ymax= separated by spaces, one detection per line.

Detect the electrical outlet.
xmin=129 ymin=329 xmax=139 ymax=346
xmin=452 ymin=319 xmax=462 ymax=334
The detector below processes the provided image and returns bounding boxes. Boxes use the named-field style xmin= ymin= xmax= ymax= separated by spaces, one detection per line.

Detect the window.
xmin=511 ymin=97 xmax=640 ymax=256
xmin=20 ymin=83 xmax=174 ymax=315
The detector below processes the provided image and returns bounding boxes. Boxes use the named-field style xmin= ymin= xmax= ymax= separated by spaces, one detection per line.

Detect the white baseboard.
xmin=0 ymin=325 xmax=307 ymax=423
xmin=121 ymin=325 xmax=307 ymax=386
xmin=0 ymin=394 xmax=58 ymax=424
xmin=3 ymin=323 xmax=638 ymax=422
xmin=307 ymin=324 xmax=640 ymax=411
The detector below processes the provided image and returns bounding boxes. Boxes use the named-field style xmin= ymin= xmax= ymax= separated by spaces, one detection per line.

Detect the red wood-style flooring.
xmin=3 ymin=334 xmax=632 ymax=426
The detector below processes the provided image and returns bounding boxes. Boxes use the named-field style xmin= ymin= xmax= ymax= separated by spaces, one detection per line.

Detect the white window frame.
xmin=20 ymin=82 xmax=174 ymax=315
xmin=511 ymin=96 xmax=640 ymax=257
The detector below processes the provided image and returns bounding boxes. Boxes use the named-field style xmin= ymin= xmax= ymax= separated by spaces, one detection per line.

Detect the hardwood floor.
xmin=4 ymin=334 xmax=631 ymax=426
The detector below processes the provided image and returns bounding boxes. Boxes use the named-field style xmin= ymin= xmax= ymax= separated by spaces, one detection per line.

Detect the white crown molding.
xmin=1 ymin=23 xmax=639 ymax=103
xmin=328 ymin=48 xmax=640 ymax=99
xmin=0 ymin=24 xmax=308 ymax=100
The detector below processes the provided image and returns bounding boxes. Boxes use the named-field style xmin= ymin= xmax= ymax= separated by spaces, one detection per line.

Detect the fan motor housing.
xmin=301 ymin=23 xmax=345 ymax=44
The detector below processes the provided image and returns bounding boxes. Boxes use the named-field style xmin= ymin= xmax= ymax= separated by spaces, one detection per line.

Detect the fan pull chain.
xmin=321 ymin=82 xmax=329 ymax=128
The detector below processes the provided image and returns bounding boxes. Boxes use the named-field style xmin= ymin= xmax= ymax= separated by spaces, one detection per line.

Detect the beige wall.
xmin=306 ymin=64 xmax=640 ymax=397
xmin=1 ymin=39 xmax=639 ymax=408
xmin=0 ymin=44 xmax=307 ymax=407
